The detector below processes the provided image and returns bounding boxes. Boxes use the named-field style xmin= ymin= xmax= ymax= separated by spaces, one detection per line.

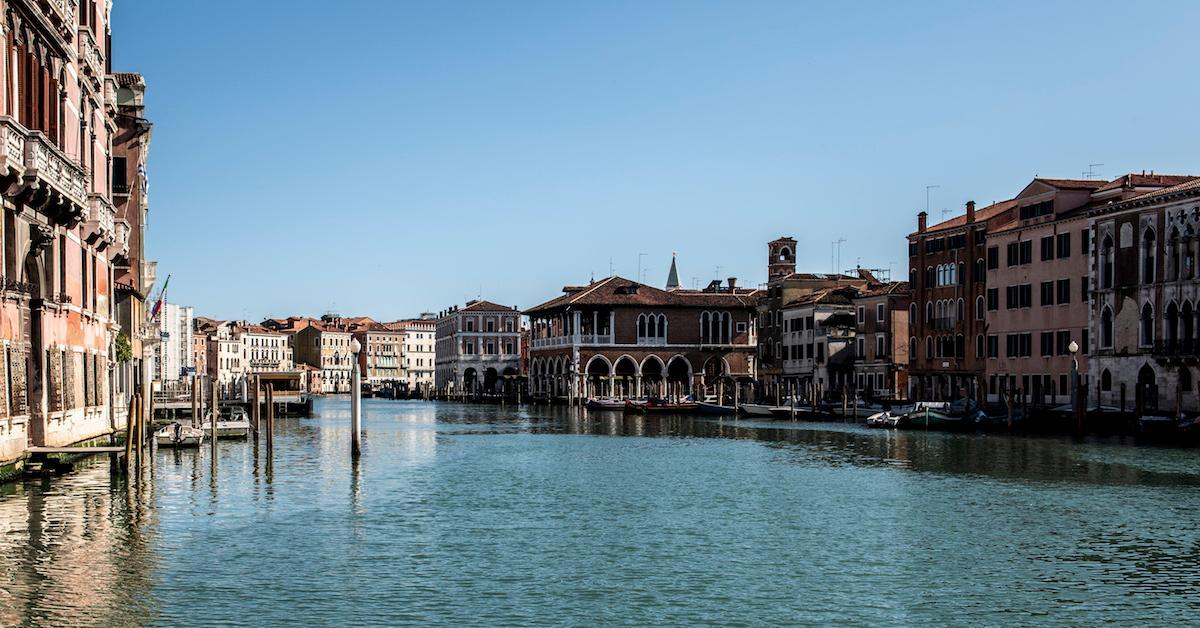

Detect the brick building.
xmin=852 ymin=282 xmax=910 ymax=401
xmin=352 ymin=323 xmax=404 ymax=384
xmin=525 ymin=275 xmax=760 ymax=401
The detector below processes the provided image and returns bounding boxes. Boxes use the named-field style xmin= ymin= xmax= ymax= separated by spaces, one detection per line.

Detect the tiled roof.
xmin=1095 ymin=173 xmax=1195 ymax=192
xmin=784 ymin=287 xmax=856 ymax=308
xmin=920 ymin=199 xmax=1017 ymax=234
xmin=858 ymin=281 xmax=910 ymax=298
xmin=461 ymin=299 xmax=518 ymax=312
xmin=525 ymin=276 xmax=761 ymax=314
xmin=1034 ymin=178 xmax=1108 ymax=191
xmin=1124 ymin=177 xmax=1200 ymax=204
xmin=113 ymin=72 xmax=144 ymax=87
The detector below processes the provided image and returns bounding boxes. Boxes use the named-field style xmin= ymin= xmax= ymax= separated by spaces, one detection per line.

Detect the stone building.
xmin=852 ymin=282 xmax=911 ymax=401
xmin=0 ymin=1 xmax=134 ymax=464
xmin=293 ymin=322 xmax=353 ymax=393
xmin=239 ymin=324 xmax=292 ymax=373
xmin=778 ymin=287 xmax=857 ymax=401
xmin=352 ymin=323 xmax=404 ymax=384
xmin=525 ymin=275 xmax=760 ymax=401
xmin=907 ymin=200 xmax=1017 ymax=401
xmin=386 ymin=315 xmax=435 ymax=394
xmin=757 ymin=237 xmax=870 ymax=391
xmin=1088 ymin=176 xmax=1200 ymax=415
xmin=434 ymin=300 xmax=522 ymax=395
xmin=148 ymin=301 xmax=193 ymax=384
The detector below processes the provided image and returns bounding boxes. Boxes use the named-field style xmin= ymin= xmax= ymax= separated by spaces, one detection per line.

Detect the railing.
xmin=48 ymin=0 xmax=77 ymax=25
xmin=531 ymin=334 xmax=613 ymax=349
xmin=1153 ymin=339 xmax=1200 ymax=357
xmin=1 ymin=276 xmax=35 ymax=294
xmin=580 ymin=334 xmax=612 ymax=345
xmin=0 ymin=117 xmax=26 ymax=175
xmin=77 ymin=27 xmax=103 ymax=83
xmin=532 ymin=336 xmax=572 ymax=349
xmin=635 ymin=337 xmax=667 ymax=346
xmin=85 ymin=193 xmax=116 ymax=245
xmin=25 ymin=131 xmax=87 ymax=209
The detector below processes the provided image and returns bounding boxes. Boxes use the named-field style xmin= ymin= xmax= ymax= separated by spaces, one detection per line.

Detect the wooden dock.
xmin=27 ymin=446 xmax=126 ymax=456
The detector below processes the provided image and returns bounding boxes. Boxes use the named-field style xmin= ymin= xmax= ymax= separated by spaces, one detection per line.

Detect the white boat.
xmin=740 ymin=403 xmax=785 ymax=417
xmin=585 ymin=397 xmax=627 ymax=411
xmin=866 ymin=410 xmax=902 ymax=428
xmin=155 ymin=422 xmax=205 ymax=448
xmin=829 ymin=399 xmax=887 ymax=418
xmin=201 ymin=407 xmax=251 ymax=439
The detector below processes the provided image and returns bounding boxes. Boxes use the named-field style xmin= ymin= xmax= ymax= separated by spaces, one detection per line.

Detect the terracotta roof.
xmin=1095 ymin=173 xmax=1196 ymax=193
xmin=1033 ymin=178 xmax=1108 ymax=191
xmin=858 ymin=281 xmax=910 ymax=298
xmin=113 ymin=72 xmax=144 ymax=87
xmin=784 ymin=287 xmax=856 ymax=308
xmin=1125 ymin=177 xmax=1200 ymax=204
xmin=525 ymin=276 xmax=761 ymax=314
xmin=460 ymin=299 xmax=518 ymax=312
xmin=920 ymin=198 xmax=1018 ymax=234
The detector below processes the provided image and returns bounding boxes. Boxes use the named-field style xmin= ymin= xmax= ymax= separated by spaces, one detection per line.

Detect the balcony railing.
xmin=77 ymin=27 xmax=103 ymax=85
xmin=531 ymin=334 xmax=613 ymax=349
xmin=48 ymin=0 xmax=77 ymax=26
xmin=1153 ymin=339 xmax=1200 ymax=357
xmin=25 ymin=131 xmax=87 ymax=211
xmin=0 ymin=117 xmax=26 ymax=177
xmin=84 ymin=193 xmax=116 ymax=247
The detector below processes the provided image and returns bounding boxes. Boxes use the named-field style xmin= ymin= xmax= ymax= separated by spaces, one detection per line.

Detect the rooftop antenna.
xmin=637 ymin=253 xmax=646 ymax=284
xmin=941 ymin=207 xmax=952 ymax=220
xmin=692 ymin=277 xmax=699 ymax=289
xmin=925 ymin=184 xmax=940 ymax=214
xmin=1083 ymin=163 xmax=1104 ymax=180
xmin=609 ymin=258 xmax=614 ymax=277
xmin=831 ymin=238 xmax=846 ymax=274
xmin=715 ymin=265 xmax=722 ymax=279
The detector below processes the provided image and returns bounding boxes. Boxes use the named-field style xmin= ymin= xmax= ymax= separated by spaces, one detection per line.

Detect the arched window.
xmin=910 ymin=337 xmax=918 ymax=360
xmin=779 ymin=247 xmax=791 ymax=260
xmin=909 ymin=303 xmax=917 ymax=326
xmin=1140 ymin=302 xmax=1154 ymax=347
xmin=1101 ymin=235 xmax=1114 ymax=289
xmin=974 ymin=258 xmax=985 ymax=281
xmin=1167 ymin=301 xmax=1179 ymax=347
xmin=975 ymin=334 xmax=984 ymax=358
xmin=700 ymin=312 xmax=710 ymax=342
xmin=975 ymin=296 xmax=985 ymax=321
xmin=1142 ymin=227 xmax=1157 ymax=284
xmin=926 ymin=336 xmax=933 ymax=360
xmin=1101 ymin=368 xmax=1112 ymax=391
xmin=1168 ymin=227 xmax=1181 ymax=281
xmin=958 ymin=262 xmax=965 ymax=285
xmin=926 ymin=266 xmax=935 ymax=287
xmin=909 ymin=269 xmax=917 ymax=286
xmin=637 ymin=314 xmax=646 ymax=338
xmin=957 ymin=298 xmax=965 ymax=323
xmin=1101 ymin=306 xmax=1114 ymax=348
xmin=926 ymin=301 xmax=933 ymax=324
xmin=1184 ymin=301 xmax=1194 ymax=348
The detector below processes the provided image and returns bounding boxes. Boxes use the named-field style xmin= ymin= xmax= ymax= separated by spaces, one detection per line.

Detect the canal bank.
xmin=2 ymin=397 xmax=1200 ymax=625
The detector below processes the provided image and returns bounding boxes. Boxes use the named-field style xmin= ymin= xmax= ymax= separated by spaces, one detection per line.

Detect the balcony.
xmin=1153 ymin=339 xmax=1200 ymax=363
xmin=84 ymin=193 xmax=116 ymax=248
xmin=76 ymin=27 xmax=103 ymax=87
xmin=48 ymin=0 xmax=78 ymax=26
xmin=0 ymin=117 xmax=26 ymax=179
xmin=531 ymin=334 xmax=613 ymax=349
xmin=113 ymin=219 xmax=130 ymax=260
xmin=24 ymin=131 xmax=87 ymax=221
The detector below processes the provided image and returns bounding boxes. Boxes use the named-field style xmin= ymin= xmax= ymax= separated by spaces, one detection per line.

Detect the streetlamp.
xmin=351 ymin=338 xmax=361 ymax=458
xmin=1068 ymin=339 xmax=1081 ymax=432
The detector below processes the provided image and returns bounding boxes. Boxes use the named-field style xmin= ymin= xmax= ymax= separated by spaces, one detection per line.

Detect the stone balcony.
xmin=76 ymin=27 xmax=103 ymax=88
xmin=24 ymin=130 xmax=87 ymax=223
xmin=84 ymin=193 xmax=116 ymax=248
xmin=0 ymin=116 xmax=27 ymax=180
xmin=48 ymin=0 xmax=79 ymax=26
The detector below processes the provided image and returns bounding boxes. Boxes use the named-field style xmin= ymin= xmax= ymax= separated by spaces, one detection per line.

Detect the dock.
xmin=26 ymin=446 xmax=126 ymax=456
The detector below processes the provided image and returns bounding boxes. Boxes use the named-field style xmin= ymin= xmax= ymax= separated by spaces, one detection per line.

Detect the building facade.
xmin=148 ymin=301 xmax=193 ymax=384
xmin=778 ymin=288 xmax=856 ymax=402
xmin=907 ymin=200 xmax=1016 ymax=401
xmin=434 ymin=300 xmax=522 ymax=394
xmin=240 ymin=324 xmax=292 ymax=374
xmin=1089 ymin=177 xmax=1200 ymax=416
xmin=852 ymin=282 xmax=910 ymax=401
xmin=387 ymin=316 xmax=435 ymax=394
xmin=293 ymin=323 xmax=353 ymax=393
xmin=525 ymin=276 xmax=760 ymax=401
xmin=352 ymin=323 xmax=404 ymax=384
xmin=0 ymin=0 xmax=134 ymax=464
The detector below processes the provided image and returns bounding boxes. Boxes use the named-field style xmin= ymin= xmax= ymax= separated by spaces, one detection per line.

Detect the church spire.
xmin=666 ymin=252 xmax=680 ymax=289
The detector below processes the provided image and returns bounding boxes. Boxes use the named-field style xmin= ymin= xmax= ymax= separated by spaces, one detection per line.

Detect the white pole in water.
xmin=351 ymin=338 xmax=362 ymax=459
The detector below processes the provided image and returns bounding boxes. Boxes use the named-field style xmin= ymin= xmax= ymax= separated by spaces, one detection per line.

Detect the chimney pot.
xmin=918 ymin=211 xmax=928 ymax=233
xmin=966 ymin=200 xmax=976 ymax=223
xmin=727 ymin=277 xmax=737 ymax=290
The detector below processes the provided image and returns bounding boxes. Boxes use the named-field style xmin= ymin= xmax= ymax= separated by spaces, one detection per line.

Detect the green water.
xmin=1 ymin=398 xmax=1199 ymax=626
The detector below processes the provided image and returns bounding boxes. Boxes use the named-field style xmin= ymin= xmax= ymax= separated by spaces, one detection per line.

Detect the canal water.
xmin=2 ymin=397 xmax=1199 ymax=626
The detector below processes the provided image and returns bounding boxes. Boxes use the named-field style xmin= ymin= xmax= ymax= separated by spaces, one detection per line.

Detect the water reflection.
xmin=0 ymin=399 xmax=1198 ymax=625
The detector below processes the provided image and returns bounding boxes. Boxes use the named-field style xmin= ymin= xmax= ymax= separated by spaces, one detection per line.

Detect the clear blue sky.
xmin=113 ymin=0 xmax=1200 ymax=321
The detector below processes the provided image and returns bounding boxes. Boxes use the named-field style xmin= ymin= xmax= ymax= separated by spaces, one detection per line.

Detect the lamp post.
xmin=1068 ymin=339 xmax=1081 ymax=433
xmin=351 ymin=338 xmax=361 ymax=458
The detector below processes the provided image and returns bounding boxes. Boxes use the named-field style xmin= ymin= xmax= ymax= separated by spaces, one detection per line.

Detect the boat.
xmin=739 ymin=403 xmax=783 ymax=418
xmin=898 ymin=401 xmax=978 ymax=430
xmin=586 ymin=397 xmax=627 ymax=411
xmin=865 ymin=410 xmax=902 ymax=428
xmin=155 ymin=422 xmax=205 ymax=448
xmin=828 ymin=399 xmax=887 ymax=419
xmin=643 ymin=399 xmax=698 ymax=413
xmin=697 ymin=401 xmax=737 ymax=415
xmin=201 ymin=406 xmax=251 ymax=439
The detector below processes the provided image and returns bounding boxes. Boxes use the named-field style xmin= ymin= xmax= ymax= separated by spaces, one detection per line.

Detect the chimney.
xmin=966 ymin=200 xmax=976 ymax=224
xmin=727 ymin=277 xmax=737 ymax=290
xmin=918 ymin=211 xmax=928 ymax=233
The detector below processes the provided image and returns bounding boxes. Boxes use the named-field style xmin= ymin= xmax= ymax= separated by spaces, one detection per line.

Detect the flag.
xmin=148 ymin=274 xmax=170 ymax=322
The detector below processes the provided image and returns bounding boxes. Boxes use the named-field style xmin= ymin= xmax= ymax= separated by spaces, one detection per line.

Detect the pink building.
xmin=0 ymin=1 xmax=137 ymax=466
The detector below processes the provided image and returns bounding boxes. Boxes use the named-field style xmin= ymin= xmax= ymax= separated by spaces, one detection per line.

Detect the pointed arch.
xmin=1101 ymin=305 xmax=1114 ymax=348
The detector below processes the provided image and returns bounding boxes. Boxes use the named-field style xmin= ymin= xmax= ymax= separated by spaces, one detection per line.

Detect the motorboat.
xmin=155 ymin=422 xmax=205 ymax=448
xmin=201 ymin=406 xmax=251 ymax=439
xmin=828 ymin=399 xmax=888 ymax=418
xmin=697 ymin=401 xmax=737 ymax=415
xmin=899 ymin=400 xmax=980 ymax=431
xmin=865 ymin=410 xmax=902 ymax=428
xmin=739 ymin=403 xmax=783 ymax=418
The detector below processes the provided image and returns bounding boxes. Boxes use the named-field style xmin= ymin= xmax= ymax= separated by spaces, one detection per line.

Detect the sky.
xmin=111 ymin=0 xmax=1200 ymax=322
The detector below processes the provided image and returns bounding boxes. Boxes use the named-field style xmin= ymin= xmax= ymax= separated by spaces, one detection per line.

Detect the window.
xmin=976 ymin=296 xmax=985 ymax=320
xmin=465 ymin=319 xmax=475 ymax=332
xmin=856 ymin=337 xmax=865 ymax=358
xmin=1056 ymin=232 xmax=1071 ymax=258
xmin=1143 ymin=228 xmax=1156 ymax=283
xmin=1056 ymin=278 xmax=1070 ymax=304
xmin=486 ymin=320 xmax=495 ymax=332
xmin=876 ymin=304 xmax=885 ymax=322
xmin=1056 ymin=331 xmax=1071 ymax=355
xmin=876 ymin=335 xmax=886 ymax=357
xmin=975 ymin=334 xmax=984 ymax=358
xmin=974 ymin=258 xmax=985 ymax=281
xmin=986 ymin=335 xmax=998 ymax=358
xmin=987 ymin=247 xmax=999 ymax=270
xmin=1040 ymin=281 xmax=1054 ymax=306
xmin=1041 ymin=235 xmax=1055 ymax=261
xmin=1006 ymin=242 xmax=1019 ymax=267
xmin=1101 ymin=368 xmax=1112 ymax=391
xmin=1021 ymin=284 xmax=1032 ymax=308
xmin=987 ymin=288 xmax=999 ymax=311
xmin=857 ymin=306 xmax=865 ymax=324
xmin=1140 ymin=303 xmax=1154 ymax=347
xmin=1082 ymin=229 xmax=1091 ymax=255
xmin=1101 ymin=235 xmax=1114 ymax=289
xmin=1041 ymin=331 xmax=1053 ymax=357
xmin=1020 ymin=240 xmax=1032 ymax=265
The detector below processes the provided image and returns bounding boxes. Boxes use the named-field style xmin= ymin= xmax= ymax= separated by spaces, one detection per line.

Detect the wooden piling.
xmin=210 ymin=376 xmax=218 ymax=459
xmin=252 ymin=375 xmax=261 ymax=439
xmin=123 ymin=394 xmax=135 ymax=470
xmin=191 ymin=378 xmax=198 ymax=428
xmin=266 ymin=384 xmax=274 ymax=455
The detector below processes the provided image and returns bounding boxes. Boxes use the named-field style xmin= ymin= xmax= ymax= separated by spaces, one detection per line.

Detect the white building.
xmin=149 ymin=302 xmax=195 ymax=384
xmin=240 ymin=324 xmax=293 ymax=373
xmin=435 ymin=300 xmax=522 ymax=394
xmin=388 ymin=314 xmax=437 ymax=394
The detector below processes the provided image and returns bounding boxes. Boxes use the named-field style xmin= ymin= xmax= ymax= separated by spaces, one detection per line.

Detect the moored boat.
xmin=865 ymin=410 xmax=902 ymax=428
xmin=697 ymin=401 xmax=737 ymax=415
xmin=739 ymin=403 xmax=782 ymax=418
xmin=586 ymin=397 xmax=627 ymax=411
xmin=155 ymin=422 xmax=205 ymax=448
xmin=201 ymin=407 xmax=251 ymax=439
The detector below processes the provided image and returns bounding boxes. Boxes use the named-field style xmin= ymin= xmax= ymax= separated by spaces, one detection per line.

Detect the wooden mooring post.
xmin=265 ymin=384 xmax=275 ymax=455
xmin=210 ymin=377 xmax=218 ymax=462
xmin=252 ymin=375 xmax=261 ymax=440
xmin=191 ymin=378 xmax=199 ymax=428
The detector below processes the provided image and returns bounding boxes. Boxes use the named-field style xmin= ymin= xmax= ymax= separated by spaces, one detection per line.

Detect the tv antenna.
xmin=831 ymin=238 xmax=846 ymax=274
xmin=925 ymin=184 xmax=940 ymax=214
xmin=1083 ymin=163 xmax=1104 ymax=180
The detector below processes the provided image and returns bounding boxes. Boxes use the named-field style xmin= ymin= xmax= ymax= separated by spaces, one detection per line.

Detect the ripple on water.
xmin=1 ymin=398 xmax=1199 ymax=625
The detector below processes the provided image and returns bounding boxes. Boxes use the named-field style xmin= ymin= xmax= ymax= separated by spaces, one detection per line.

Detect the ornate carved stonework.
xmin=63 ymin=350 xmax=75 ymax=410
xmin=0 ymin=347 xmax=7 ymax=419
xmin=47 ymin=348 xmax=62 ymax=412
xmin=30 ymin=223 xmax=53 ymax=256
xmin=9 ymin=346 xmax=27 ymax=416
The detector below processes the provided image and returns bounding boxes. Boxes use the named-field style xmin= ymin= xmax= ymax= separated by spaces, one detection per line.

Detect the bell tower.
xmin=768 ymin=237 xmax=797 ymax=279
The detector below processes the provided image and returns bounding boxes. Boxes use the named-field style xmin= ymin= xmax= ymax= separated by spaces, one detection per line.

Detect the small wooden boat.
xmin=828 ymin=399 xmax=887 ymax=418
xmin=866 ymin=410 xmax=902 ymax=428
xmin=586 ymin=397 xmax=627 ymax=411
xmin=155 ymin=422 xmax=205 ymax=448
xmin=643 ymin=400 xmax=698 ymax=413
xmin=202 ymin=407 xmax=251 ymax=439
